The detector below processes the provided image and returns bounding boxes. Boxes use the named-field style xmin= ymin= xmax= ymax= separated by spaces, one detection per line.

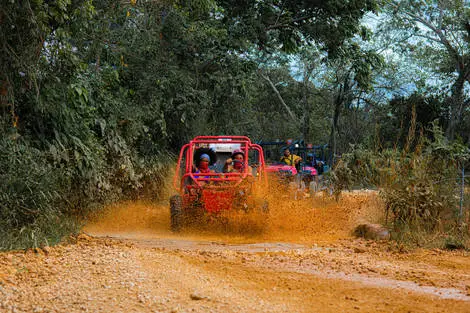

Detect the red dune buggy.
xmin=170 ymin=136 xmax=269 ymax=232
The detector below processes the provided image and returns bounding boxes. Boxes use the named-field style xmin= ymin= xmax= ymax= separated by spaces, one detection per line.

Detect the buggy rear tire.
xmin=170 ymin=195 xmax=183 ymax=232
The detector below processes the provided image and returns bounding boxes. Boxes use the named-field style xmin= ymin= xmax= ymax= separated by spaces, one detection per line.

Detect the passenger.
xmin=306 ymin=153 xmax=316 ymax=167
xmin=192 ymin=148 xmax=217 ymax=185
xmin=194 ymin=153 xmax=214 ymax=177
xmin=315 ymin=159 xmax=324 ymax=176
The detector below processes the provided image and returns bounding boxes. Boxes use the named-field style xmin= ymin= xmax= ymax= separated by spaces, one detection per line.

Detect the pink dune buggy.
xmin=170 ymin=136 xmax=269 ymax=232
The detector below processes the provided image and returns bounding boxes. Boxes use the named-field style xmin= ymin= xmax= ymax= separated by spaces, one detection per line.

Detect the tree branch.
xmin=389 ymin=1 xmax=461 ymax=65
xmin=274 ymin=2 xmax=284 ymax=27
xmin=265 ymin=14 xmax=317 ymax=31
xmin=403 ymin=10 xmax=460 ymax=63
xmin=259 ymin=72 xmax=298 ymax=123
xmin=413 ymin=33 xmax=442 ymax=45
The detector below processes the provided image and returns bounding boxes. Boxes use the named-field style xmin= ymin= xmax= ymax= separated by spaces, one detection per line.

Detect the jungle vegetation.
xmin=1 ymin=0 xmax=469 ymax=249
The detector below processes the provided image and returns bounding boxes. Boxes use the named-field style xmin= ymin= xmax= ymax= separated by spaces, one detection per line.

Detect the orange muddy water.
xmin=1 ymin=190 xmax=469 ymax=312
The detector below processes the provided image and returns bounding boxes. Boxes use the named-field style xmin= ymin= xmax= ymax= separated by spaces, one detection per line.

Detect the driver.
xmin=280 ymin=148 xmax=302 ymax=170
xmin=224 ymin=149 xmax=245 ymax=173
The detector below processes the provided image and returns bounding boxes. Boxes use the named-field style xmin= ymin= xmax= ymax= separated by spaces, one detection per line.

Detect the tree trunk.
xmin=329 ymin=72 xmax=353 ymax=156
xmin=301 ymin=71 xmax=311 ymax=141
xmin=329 ymin=97 xmax=341 ymax=157
xmin=445 ymin=69 xmax=467 ymax=140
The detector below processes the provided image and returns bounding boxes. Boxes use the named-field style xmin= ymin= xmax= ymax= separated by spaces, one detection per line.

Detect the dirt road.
xmin=1 ymin=193 xmax=469 ymax=312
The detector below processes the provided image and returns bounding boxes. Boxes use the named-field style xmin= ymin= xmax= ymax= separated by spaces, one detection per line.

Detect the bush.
xmin=0 ymin=138 xmax=79 ymax=250
xmin=329 ymin=122 xmax=469 ymax=247
xmin=0 ymin=65 xmax=174 ymax=250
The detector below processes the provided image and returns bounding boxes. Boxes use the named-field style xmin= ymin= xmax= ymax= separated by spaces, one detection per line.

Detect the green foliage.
xmin=2 ymin=0 xmax=434 ymax=252
xmin=0 ymin=1 xmax=176 ymax=250
xmin=217 ymin=0 xmax=378 ymax=53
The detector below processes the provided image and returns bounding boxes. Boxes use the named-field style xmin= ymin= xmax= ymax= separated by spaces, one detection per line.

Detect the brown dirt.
xmin=1 ymin=192 xmax=469 ymax=312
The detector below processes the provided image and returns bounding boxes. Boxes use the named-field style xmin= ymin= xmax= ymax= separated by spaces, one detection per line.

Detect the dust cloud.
xmin=84 ymin=182 xmax=385 ymax=245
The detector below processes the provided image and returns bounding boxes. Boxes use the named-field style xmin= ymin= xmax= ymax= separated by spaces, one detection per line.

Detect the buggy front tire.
xmin=170 ymin=195 xmax=183 ymax=232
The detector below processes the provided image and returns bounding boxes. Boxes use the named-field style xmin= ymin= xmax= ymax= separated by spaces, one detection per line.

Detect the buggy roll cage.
xmin=173 ymin=136 xmax=267 ymax=191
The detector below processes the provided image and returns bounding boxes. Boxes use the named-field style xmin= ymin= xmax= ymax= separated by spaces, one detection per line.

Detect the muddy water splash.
xmin=84 ymin=185 xmax=384 ymax=245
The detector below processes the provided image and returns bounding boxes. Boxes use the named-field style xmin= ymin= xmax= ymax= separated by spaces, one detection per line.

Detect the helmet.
xmin=231 ymin=149 xmax=244 ymax=159
xmin=194 ymin=147 xmax=217 ymax=166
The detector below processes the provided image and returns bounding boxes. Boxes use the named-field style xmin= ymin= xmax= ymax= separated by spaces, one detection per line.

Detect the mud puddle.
xmin=90 ymin=233 xmax=309 ymax=252
xmin=90 ymin=234 xmax=470 ymax=303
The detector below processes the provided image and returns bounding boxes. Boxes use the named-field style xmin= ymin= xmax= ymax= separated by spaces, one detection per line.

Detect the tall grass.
xmin=0 ymin=138 xmax=79 ymax=250
xmin=330 ymin=119 xmax=470 ymax=248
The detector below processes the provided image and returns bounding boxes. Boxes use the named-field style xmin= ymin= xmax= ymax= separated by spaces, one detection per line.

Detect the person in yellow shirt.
xmin=280 ymin=149 xmax=302 ymax=168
